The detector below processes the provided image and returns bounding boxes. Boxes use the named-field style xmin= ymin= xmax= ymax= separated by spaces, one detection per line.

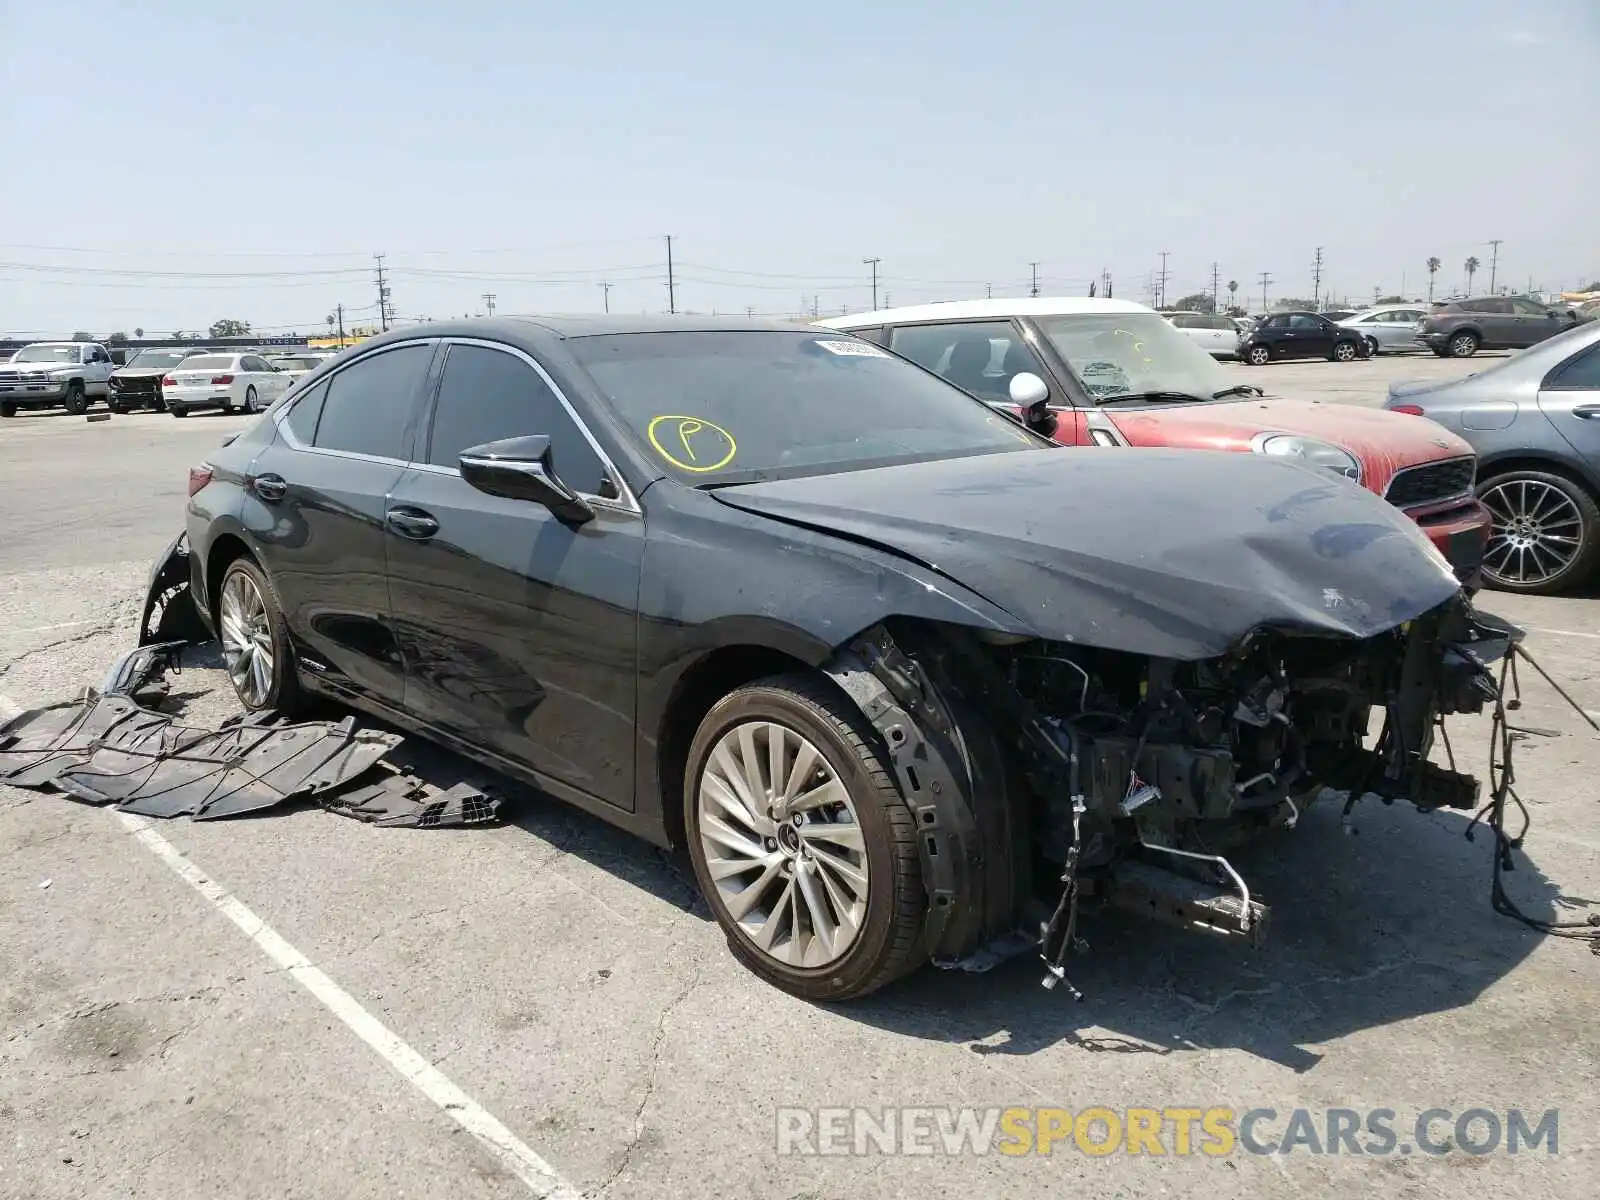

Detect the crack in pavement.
xmin=0 ymin=610 xmax=134 ymax=688
xmin=591 ymin=957 xmax=706 ymax=1198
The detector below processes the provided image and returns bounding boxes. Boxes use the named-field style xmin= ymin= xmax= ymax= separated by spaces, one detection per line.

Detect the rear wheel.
xmin=1332 ymin=340 xmax=1358 ymax=362
xmin=1448 ymin=331 xmax=1480 ymax=358
xmin=217 ymin=556 xmax=305 ymax=714
xmin=1478 ymin=470 xmax=1600 ymax=594
xmin=684 ymin=674 xmax=924 ymax=1001
xmin=244 ymin=385 xmax=260 ymax=413
xmin=1363 ymin=336 xmax=1380 ymax=357
xmin=170 ymin=403 xmax=188 ymax=418
xmin=62 ymin=381 xmax=87 ymax=415
xmin=1246 ymin=344 xmax=1271 ymax=366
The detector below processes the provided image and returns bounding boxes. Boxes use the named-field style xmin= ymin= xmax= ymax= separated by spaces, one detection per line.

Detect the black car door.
xmin=385 ymin=338 xmax=645 ymax=811
xmin=1289 ymin=313 xmax=1330 ymax=357
xmin=241 ymin=340 xmax=436 ymax=707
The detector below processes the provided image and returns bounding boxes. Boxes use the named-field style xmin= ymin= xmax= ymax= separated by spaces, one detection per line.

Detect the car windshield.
xmin=11 ymin=345 xmax=79 ymax=363
xmin=1034 ymin=312 xmax=1236 ymax=402
xmin=567 ymin=330 xmax=1045 ymax=485
xmin=128 ymin=350 xmax=194 ymax=369
xmin=178 ymin=355 xmax=235 ymax=370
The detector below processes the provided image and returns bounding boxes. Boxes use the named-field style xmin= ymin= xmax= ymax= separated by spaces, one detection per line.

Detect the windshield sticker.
xmin=647 ymin=415 xmax=738 ymax=473
xmin=812 ymin=339 xmax=892 ymax=359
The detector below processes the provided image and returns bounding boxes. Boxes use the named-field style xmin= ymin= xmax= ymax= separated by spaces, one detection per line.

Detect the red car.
xmin=824 ymin=299 xmax=1491 ymax=581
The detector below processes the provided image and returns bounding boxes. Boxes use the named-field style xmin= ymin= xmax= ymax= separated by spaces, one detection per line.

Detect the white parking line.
xmin=1525 ymin=626 xmax=1600 ymax=642
xmin=3 ymin=618 xmax=100 ymax=636
xmin=0 ymin=693 xmax=581 ymax=1200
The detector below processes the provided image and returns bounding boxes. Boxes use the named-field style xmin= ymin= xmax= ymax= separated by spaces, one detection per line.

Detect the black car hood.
xmin=112 ymin=368 xmax=168 ymax=379
xmin=711 ymin=448 xmax=1462 ymax=660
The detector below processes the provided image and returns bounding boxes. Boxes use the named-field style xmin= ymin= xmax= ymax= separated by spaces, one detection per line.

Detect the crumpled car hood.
xmin=712 ymin=447 xmax=1463 ymax=659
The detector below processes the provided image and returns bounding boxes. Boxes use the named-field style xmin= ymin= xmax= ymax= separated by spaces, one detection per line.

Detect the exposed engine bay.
xmin=825 ymin=596 xmax=1594 ymax=994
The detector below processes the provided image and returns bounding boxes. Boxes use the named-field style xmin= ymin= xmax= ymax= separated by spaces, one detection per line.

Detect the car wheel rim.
xmin=697 ymin=720 xmax=869 ymax=969
xmin=1337 ymin=344 xmax=1354 ymax=360
xmin=1452 ymin=336 xmax=1474 ymax=355
xmin=1480 ymin=480 xmax=1584 ymax=586
xmin=220 ymin=571 xmax=274 ymax=706
xmin=1250 ymin=348 xmax=1268 ymax=364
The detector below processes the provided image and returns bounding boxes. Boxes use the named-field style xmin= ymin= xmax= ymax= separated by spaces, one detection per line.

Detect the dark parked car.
xmin=1318 ymin=310 xmax=1359 ymax=323
xmin=1386 ymin=319 xmax=1600 ymax=593
xmin=1415 ymin=296 xmax=1579 ymax=358
xmin=1238 ymin=311 xmax=1370 ymax=366
xmin=155 ymin=316 xmax=1501 ymax=999
xmin=109 ymin=347 xmax=213 ymax=413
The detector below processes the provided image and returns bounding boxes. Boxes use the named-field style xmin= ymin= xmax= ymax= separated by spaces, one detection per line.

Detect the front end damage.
xmin=826 ymin=598 xmax=1527 ymax=993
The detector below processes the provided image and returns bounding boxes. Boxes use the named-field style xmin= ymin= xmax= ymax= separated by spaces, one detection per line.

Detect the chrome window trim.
xmin=425 ymin=337 xmax=640 ymax=514
xmin=272 ymin=336 xmax=642 ymax=513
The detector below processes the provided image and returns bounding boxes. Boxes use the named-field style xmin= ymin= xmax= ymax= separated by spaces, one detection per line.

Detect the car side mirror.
xmin=1008 ymin=371 xmax=1049 ymax=407
xmin=458 ymin=434 xmax=594 ymax=524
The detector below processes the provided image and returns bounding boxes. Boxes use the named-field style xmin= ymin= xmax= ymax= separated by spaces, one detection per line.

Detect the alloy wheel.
xmin=1335 ymin=342 xmax=1356 ymax=361
xmin=1480 ymin=478 xmax=1584 ymax=587
xmin=696 ymin=720 xmax=869 ymax=969
xmin=219 ymin=569 xmax=275 ymax=707
xmin=1248 ymin=346 xmax=1270 ymax=365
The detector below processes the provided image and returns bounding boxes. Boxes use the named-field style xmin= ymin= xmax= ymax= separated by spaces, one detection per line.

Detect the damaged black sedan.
xmin=145 ymin=316 xmax=1512 ymax=1000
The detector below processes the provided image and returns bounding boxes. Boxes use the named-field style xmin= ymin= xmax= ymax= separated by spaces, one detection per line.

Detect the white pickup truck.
xmin=0 ymin=342 xmax=116 ymax=417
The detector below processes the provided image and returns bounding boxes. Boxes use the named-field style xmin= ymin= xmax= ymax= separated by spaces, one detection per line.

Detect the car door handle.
xmin=250 ymin=473 xmax=287 ymax=502
xmin=386 ymin=506 xmax=440 ymax=540
xmin=1572 ymin=404 xmax=1600 ymax=419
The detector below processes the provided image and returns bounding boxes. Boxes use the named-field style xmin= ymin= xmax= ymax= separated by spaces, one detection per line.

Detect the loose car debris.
xmin=0 ymin=643 xmax=500 ymax=828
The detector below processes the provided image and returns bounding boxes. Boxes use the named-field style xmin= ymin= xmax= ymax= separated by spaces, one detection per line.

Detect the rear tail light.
xmin=1391 ymin=404 xmax=1425 ymax=416
xmin=187 ymin=464 xmax=214 ymax=496
xmin=211 ymin=374 xmax=234 ymax=385
xmin=162 ymin=375 xmax=177 ymax=387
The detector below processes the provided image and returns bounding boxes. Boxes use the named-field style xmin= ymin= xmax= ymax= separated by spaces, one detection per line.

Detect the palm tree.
xmin=1227 ymin=279 xmax=1239 ymax=311
xmin=133 ymin=327 xmax=144 ymax=338
xmin=1426 ymin=258 xmax=1440 ymax=301
xmin=1464 ymin=256 xmax=1480 ymax=295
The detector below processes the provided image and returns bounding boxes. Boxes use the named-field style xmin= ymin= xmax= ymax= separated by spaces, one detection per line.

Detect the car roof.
xmin=819 ymin=297 xmax=1152 ymax=329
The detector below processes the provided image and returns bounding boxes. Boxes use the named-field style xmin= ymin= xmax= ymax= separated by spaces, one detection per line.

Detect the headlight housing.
xmin=1252 ymin=433 xmax=1362 ymax=484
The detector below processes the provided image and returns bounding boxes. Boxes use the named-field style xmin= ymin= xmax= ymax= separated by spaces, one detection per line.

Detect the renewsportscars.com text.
xmin=775 ymin=1106 xmax=1559 ymax=1158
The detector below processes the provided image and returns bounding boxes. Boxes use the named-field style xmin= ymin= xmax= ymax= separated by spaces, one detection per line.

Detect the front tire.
xmin=1477 ymin=470 xmax=1600 ymax=595
xmin=1332 ymin=340 xmax=1358 ymax=362
xmin=1246 ymin=344 xmax=1271 ymax=366
xmin=1364 ymin=336 xmax=1380 ymax=357
xmin=216 ymin=557 xmax=306 ymax=715
xmin=0 ymin=401 xmax=15 ymax=418
xmin=1448 ymin=331 xmax=1480 ymax=358
xmin=62 ymin=381 xmax=87 ymax=415
xmin=684 ymin=674 xmax=924 ymax=1001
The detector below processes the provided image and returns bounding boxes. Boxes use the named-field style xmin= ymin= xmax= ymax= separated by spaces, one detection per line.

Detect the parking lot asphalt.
xmin=3 ymin=361 xmax=1597 ymax=1200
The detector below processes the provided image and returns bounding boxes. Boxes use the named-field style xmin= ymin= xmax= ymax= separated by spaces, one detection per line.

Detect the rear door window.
xmin=283 ymin=378 xmax=329 ymax=442
xmin=1545 ymin=344 xmax=1600 ymax=390
xmin=312 ymin=343 xmax=432 ymax=460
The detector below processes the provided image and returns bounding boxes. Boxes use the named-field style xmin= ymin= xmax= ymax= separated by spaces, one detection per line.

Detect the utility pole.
xmin=665 ymin=235 xmax=676 ymax=314
xmin=1258 ymin=271 xmax=1273 ymax=311
xmin=599 ymin=282 xmax=611 ymax=313
xmin=1488 ymin=239 xmax=1502 ymax=296
xmin=374 ymin=254 xmax=391 ymax=331
xmin=1210 ymin=261 xmax=1221 ymax=313
xmin=986 ymin=282 xmax=992 ymax=299
xmin=1029 ymin=261 xmax=1040 ymax=298
xmin=1311 ymin=247 xmax=1324 ymax=310
xmin=812 ymin=295 xmax=820 ymax=318
xmin=335 ymin=302 xmax=345 ymax=348
xmin=863 ymin=257 xmax=881 ymax=310
xmin=481 ymin=292 xmax=496 ymax=317
xmin=1157 ymin=251 xmax=1170 ymax=308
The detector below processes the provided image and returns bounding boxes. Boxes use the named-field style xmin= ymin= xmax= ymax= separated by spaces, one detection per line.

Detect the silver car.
xmin=1159 ymin=310 xmax=1243 ymax=359
xmin=1384 ymin=319 xmax=1600 ymax=593
xmin=1339 ymin=305 xmax=1428 ymax=356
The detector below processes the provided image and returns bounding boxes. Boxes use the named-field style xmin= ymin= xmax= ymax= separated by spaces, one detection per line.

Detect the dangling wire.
xmin=1465 ymin=645 xmax=1600 ymax=952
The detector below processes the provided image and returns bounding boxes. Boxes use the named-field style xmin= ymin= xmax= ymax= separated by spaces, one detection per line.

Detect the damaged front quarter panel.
xmin=826 ymin=593 xmax=1514 ymax=991
xmin=138 ymin=532 xmax=212 ymax=647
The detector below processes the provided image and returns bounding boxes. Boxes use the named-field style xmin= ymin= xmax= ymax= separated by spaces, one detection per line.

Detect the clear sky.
xmin=2 ymin=0 xmax=1596 ymax=334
